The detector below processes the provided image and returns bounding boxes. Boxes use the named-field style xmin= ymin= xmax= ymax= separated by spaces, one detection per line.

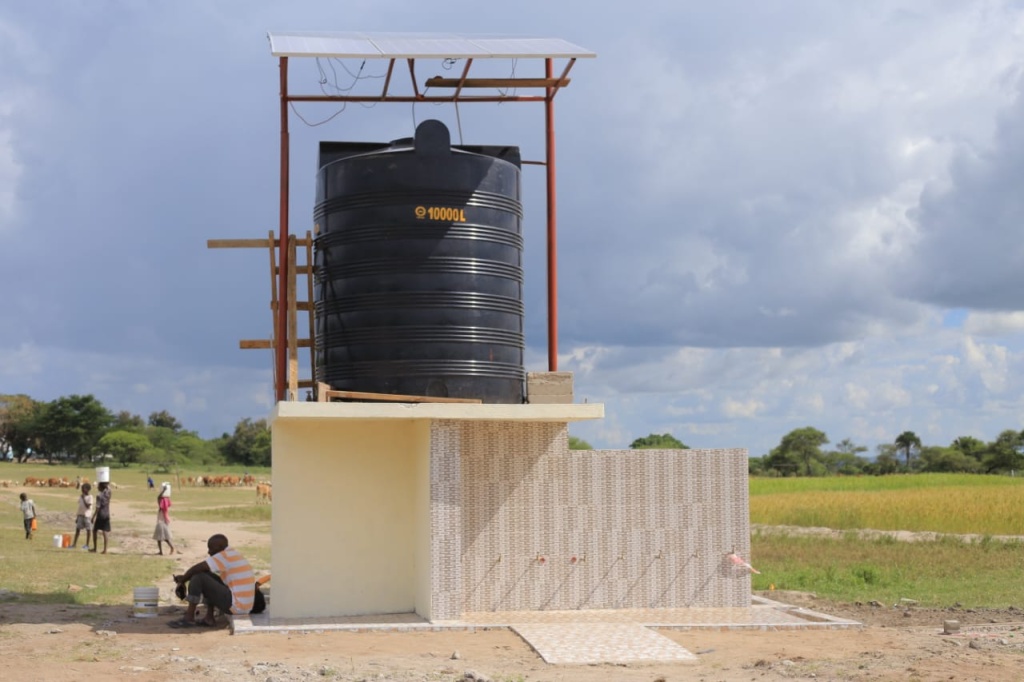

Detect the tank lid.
xmin=414 ymin=119 xmax=451 ymax=156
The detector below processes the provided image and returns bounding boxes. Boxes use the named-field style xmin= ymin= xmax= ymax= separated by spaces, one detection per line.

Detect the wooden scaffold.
xmin=207 ymin=231 xmax=316 ymax=401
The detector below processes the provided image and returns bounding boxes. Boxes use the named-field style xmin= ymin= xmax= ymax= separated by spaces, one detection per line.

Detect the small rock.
xmin=999 ymin=638 xmax=1009 ymax=645
xmin=903 ymin=610 xmax=912 ymax=618
xmin=95 ymin=630 xmax=117 ymax=638
xmin=46 ymin=628 xmax=63 ymax=634
xmin=451 ymin=650 xmax=461 ymax=660
xmin=968 ymin=640 xmax=983 ymax=650
xmin=868 ymin=600 xmax=883 ymax=607
xmin=781 ymin=659 xmax=795 ymax=666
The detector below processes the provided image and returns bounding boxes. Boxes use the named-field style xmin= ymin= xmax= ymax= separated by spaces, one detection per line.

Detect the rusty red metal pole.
xmin=277 ymin=56 xmax=290 ymax=401
xmin=545 ymin=58 xmax=558 ymax=371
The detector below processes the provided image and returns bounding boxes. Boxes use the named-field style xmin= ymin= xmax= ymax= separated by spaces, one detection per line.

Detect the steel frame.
xmin=274 ymin=55 xmax=579 ymax=401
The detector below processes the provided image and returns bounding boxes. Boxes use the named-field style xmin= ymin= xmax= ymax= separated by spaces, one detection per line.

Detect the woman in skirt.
xmin=153 ymin=482 xmax=176 ymax=555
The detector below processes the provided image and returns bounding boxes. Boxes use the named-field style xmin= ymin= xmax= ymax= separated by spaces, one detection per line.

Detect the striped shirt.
xmin=205 ymin=547 xmax=255 ymax=614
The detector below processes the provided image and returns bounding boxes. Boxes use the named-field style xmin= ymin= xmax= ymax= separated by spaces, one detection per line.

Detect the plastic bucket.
xmin=52 ymin=535 xmax=62 ymax=548
xmin=95 ymin=467 xmax=110 ymax=483
xmin=133 ymin=586 xmax=160 ymax=618
xmin=62 ymin=533 xmax=72 ymax=548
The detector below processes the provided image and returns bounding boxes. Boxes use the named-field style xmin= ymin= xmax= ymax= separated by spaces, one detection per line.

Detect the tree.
xmin=823 ymin=438 xmax=868 ymax=475
xmin=951 ymin=436 xmax=985 ymax=462
xmin=112 ymin=411 xmax=146 ymax=432
xmin=629 ymin=433 xmax=688 ymax=449
xmin=35 ymin=395 xmax=113 ymax=464
xmin=766 ymin=427 xmax=829 ymax=476
xmin=918 ymin=445 xmax=983 ymax=473
xmin=982 ymin=430 xmax=1024 ymax=473
xmin=568 ymin=436 xmax=593 ymax=450
xmin=870 ymin=444 xmax=901 ymax=475
xmin=894 ymin=431 xmax=922 ymax=471
xmin=99 ymin=430 xmax=152 ymax=467
xmin=148 ymin=410 xmax=182 ymax=432
xmin=220 ymin=418 xmax=272 ymax=467
xmin=0 ymin=394 xmax=44 ymax=462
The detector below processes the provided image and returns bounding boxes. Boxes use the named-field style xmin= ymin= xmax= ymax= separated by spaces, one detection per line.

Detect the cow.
xmin=256 ymin=483 xmax=272 ymax=504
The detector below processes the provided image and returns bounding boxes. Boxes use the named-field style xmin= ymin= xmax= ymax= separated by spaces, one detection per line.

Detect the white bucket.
xmin=53 ymin=534 xmax=63 ymax=548
xmin=160 ymin=482 xmax=171 ymax=497
xmin=133 ymin=586 xmax=160 ymax=618
xmin=95 ymin=467 xmax=110 ymax=483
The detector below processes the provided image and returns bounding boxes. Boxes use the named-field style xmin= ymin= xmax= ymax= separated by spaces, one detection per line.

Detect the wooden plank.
xmin=425 ymin=77 xmax=570 ymax=88
xmin=321 ymin=389 xmax=482 ymax=404
xmin=316 ymin=382 xmax=332 ymax=402
xmin=207 ymin=237 xmax=313 ymax=249
xmin=271 ymin=301 xmax=311 ymax=311
xmin=208 ymin=238 xmax=273 ymax=249
xmin=274 ymin=265 xmax=312 ymax=275
xmin=240 ymin=339 xmax=311 ymax=349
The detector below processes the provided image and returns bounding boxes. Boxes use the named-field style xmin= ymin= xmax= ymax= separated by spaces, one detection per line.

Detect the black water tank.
xmin=313 ymin=120 xmax=525 ymax=403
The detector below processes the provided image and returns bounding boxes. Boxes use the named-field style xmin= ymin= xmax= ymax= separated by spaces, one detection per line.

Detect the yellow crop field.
xmin=751 ymin=474 xmax=1024 ymax=535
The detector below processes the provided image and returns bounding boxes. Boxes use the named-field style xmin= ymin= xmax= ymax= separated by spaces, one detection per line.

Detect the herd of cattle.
xmin=1 ymin=474 xmax=271 ymax=503
xmin=12 ymin=476 xmax=100 ymax=489
xmin=181 ymin=474 xmax=258 ymax=487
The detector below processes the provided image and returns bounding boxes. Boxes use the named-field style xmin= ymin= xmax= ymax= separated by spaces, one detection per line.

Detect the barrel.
xmin=133 ymin=586 xmax=160 ymax=618
xmin=313 ymin=119 xmax=525 ymax=403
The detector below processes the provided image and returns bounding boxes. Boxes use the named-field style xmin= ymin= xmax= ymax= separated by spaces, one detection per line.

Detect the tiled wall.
xmin=430 ymin=420 xmax=751 ymax=617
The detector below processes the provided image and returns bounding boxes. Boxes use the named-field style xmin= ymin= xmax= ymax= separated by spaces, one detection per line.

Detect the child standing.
xmin=72 ymin=483 xmax=93 ymax=549
xmin=19 ymin=492 xmax=36 ymax=540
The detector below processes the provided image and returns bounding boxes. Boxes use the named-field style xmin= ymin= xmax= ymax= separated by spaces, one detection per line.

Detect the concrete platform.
xmin=231 ymin=596 xmax=861 ymax=664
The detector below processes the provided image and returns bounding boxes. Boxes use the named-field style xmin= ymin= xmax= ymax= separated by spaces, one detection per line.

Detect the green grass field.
xmin=750 ymin=474 xmax=1024 ymax=605
xmin=4 ymin=465 xmax=1022 ymax=608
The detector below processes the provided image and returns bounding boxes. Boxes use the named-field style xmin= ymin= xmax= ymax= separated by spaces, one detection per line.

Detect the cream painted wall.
xmin=271 ymin=419 xmax=427 ymax=618
xmin=413 ymin=422 xmax=432 ymax=620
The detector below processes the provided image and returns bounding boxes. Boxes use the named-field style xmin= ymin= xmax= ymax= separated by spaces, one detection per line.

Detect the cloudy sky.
xmin=3 ymin=1 xmax=1024 ymax=457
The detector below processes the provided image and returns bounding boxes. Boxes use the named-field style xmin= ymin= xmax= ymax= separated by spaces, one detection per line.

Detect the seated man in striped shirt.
xmin=170 ymin=534 xmax=254 ymax=628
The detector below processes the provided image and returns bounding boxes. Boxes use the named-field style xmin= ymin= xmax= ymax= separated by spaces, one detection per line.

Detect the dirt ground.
xmin=2 ymin=489 xmax=1023 ymax=681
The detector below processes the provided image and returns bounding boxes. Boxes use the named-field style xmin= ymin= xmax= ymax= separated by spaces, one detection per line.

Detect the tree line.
xmin=751 ymin=426 xmax=1024 ymax=476
xmin=570 ymin=426 xmax=1024 ymax=477
xmin=0 ymin=393 xmax=270 ymax=470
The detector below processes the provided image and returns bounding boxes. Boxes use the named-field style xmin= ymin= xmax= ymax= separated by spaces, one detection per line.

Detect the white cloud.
xmin=964 ymin=312 xmax=1024 ymax=336
xmin=722 ymin=398 xmax=765 ymax=418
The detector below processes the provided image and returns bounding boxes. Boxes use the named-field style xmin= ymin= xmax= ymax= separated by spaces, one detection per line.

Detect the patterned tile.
xmin=510 ymin=623 xmax=699 ymax=665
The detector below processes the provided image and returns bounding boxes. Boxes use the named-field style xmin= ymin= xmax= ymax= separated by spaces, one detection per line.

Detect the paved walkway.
xmin=231 ymin=596 xmax=860 ymax=664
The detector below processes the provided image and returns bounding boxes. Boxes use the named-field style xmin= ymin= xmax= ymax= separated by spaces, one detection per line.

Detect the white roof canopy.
xmin=267 ymin=31 xmax=596 ymax=60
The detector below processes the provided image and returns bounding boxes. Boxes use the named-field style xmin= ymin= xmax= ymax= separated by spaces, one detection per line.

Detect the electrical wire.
xmin=497 ymin=58 xmax=518 ymax=100
xmin=290 ymin=101 xmax=348 ymax=127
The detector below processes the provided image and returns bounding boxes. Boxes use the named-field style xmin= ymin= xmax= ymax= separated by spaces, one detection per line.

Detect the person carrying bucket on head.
xmin=72 ymin=482 xmax=93 ymax=549
xmin=90 ymin=481 xmax=112 ymax=554
xmin=153 ymin=482 xmax=175 ymax=555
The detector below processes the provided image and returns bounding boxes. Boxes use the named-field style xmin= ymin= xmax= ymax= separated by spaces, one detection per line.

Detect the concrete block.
xmin=527 ymin=372 xmax=574 ymax=397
